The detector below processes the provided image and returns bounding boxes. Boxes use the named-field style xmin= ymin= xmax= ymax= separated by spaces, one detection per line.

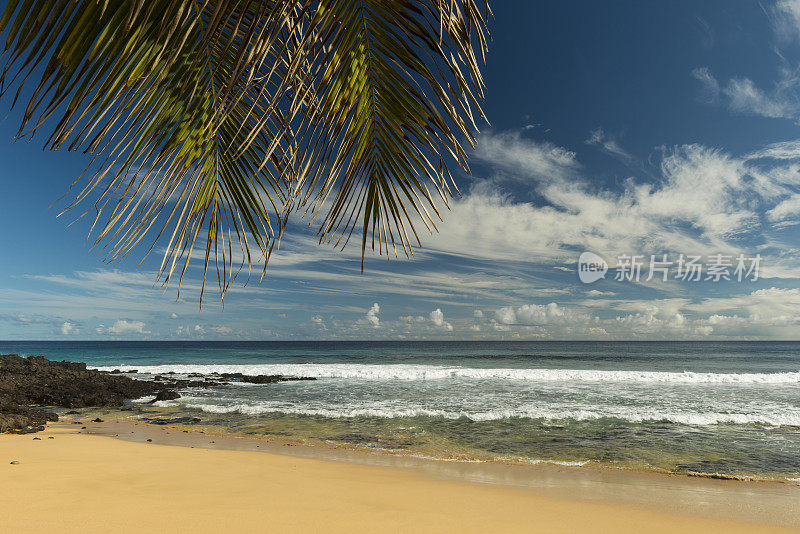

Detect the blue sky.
xmin=3 ymin=1 xmax=800 ymax=340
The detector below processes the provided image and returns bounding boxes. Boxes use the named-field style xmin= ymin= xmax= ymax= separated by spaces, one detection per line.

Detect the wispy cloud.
xmin=771 ymin=0 xmax=800 ymax=43
xmin=692 ymin=1 xmax=800 ymax=122
xmin=585 ymin=128 xmax=633 ymax=160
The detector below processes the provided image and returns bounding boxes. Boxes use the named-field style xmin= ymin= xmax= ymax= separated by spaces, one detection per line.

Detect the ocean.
xmin=3 ymin=340 xmax=799 ymax=480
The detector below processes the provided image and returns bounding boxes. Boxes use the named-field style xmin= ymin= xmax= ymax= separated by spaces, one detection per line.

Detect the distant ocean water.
xmin=3 ymin=341 xmax=800 ymax=480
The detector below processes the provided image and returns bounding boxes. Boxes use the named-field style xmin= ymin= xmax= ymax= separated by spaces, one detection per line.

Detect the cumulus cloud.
xmin=60 ymin=322 xmax=77 ymax=335
xmin=365 ymin=303 xmax=380 ymax=328
xmin=474 ymin=290 xmax=800 ymax=340
xmin=173 ymin=324 xmax=207 ymax=337
xmin=690 ymin=287 xmax=800 ymax=324
xmin=429 ymin=308 xmax=453 ymax=331
xmin=495 ymin=303 xmax=590 ymax=327
xmin=106 ymin=320 xmax=149 ymax=335
xmin=211 ymin=326 xmax=233 ymax=335
xmin=614 ymin=307 xmax=692 ymax=335
xmin=309 ymin=315 xmax=328 ymax=332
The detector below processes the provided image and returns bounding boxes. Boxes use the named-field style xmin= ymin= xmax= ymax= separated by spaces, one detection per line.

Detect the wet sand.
xmin=1 ymin=421 xmax=798 ymax=533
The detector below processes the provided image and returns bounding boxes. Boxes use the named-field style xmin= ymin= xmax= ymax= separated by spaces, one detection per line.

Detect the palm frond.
xmin=0 ymin=0 xmax=490 ymax=300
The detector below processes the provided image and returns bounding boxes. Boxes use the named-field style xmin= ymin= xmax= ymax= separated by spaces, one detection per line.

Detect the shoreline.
xmin=2 ymin=423 xmax=799 ymax=533
xmin=70 ymin=405 xmax=800 ymax=483
xmin=51 ymin=418 xmax=800 ymax=528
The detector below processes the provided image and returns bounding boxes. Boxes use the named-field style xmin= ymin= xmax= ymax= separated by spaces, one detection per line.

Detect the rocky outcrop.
xmin=0 ymin=398 xmax=58 ymax=433
xmin=1 ymin=354 xmax=161 ymax=407
xmin=0 ymin=353 xmax=317 ymax=433
xmin=218 ymin=372 xmax=316 ymax=384
xmin=0 ymin=354 xmax=162 ymax=433
xmin=151 ymin=390 xmax=181 ymax=402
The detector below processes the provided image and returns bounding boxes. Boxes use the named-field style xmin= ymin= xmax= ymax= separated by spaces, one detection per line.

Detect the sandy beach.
xmin=2 ymin=423 xmax=798 ymax=534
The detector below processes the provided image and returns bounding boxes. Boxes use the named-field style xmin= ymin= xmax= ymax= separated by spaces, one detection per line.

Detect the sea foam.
xmin=93 ymin=363 xmax=800 ymax=384
xmin=154 ymin=397 xmax=800 ymax=426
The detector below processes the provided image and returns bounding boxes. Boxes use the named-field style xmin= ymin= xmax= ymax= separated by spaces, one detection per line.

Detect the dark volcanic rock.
xmin=0 ymin=354 xmax=162 ymax=434
xmin=1 ymin=354 xmax=160 ymax=408
xmin=150 ymin=390 xmax=181 ymax=402
xmin=219 ymin=372 xmax=280 ymax=384
xmin=0 ymin=398 xmax=58 ymax=434
xmin=151 ymin=377 xmax=215 ymax=389
xmin=219 ymin=372 xmax=316 ymax=384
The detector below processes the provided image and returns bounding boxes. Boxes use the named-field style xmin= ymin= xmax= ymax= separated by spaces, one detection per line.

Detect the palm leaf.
xmin=0 ymin=0 xmax=490 ymax=301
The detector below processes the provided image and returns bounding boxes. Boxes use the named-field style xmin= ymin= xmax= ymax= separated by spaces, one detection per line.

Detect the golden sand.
xmin=1 ymin=427 xmax=797 ymax=533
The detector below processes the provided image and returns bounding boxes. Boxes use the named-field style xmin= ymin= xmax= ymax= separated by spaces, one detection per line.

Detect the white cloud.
xmin=495 ymin=302 xmax=589 ymax=326
xmin=585 ymin=128 xmax=632 ymax=160
xmin=767 ymin=194 xmax=800 ymax=224
xmin=723 ymin=75 xmax=800 ymax=120
xmin=587 ymin=289 xmax=615 ymax=297
xmin=691 ymin=67 xmax=720 ymax=103
xmin=310 ymin=315 xmax=328 ymax=331
xmin=429 ymin=308 xmax=453 ymax=331
xmin=495 ymin=306 xmax=517 ymax=325
xmin=365 ymin=303 xmax=380 ymax=328
xmin=0 ymin=312 xmax=58 ymax=326
xmin=428 ymin=136 xmax=800 ymax=268
xmin=212 ymin=326 xmax=233 ymax=335
xmin=693 ymin=4 xmax=800 ymax=121
xmin=748 ymin=139 xmax=800 ymax=160
xmin=476 ymin=130 xmax=580 ymax=183
xmin=689 ymin=287 xmax=800 ymax=325
xmin=60 ymin=322 xmax=77 ymax=335
xmin=106 ymin=320 xmax=149 ymax=335
xmin=470 ymin=290 xmax=800 ymax=339
xmin=772 ymin=0 xmax=800 ymax=43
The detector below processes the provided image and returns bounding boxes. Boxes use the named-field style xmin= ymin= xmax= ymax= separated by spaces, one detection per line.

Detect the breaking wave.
xmin=94 ymin=363 xmax=800 ymax=384
xmin=154 ymin=397 xmax=800 ymax=426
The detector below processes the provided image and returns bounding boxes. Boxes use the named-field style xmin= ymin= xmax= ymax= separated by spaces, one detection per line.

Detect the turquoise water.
xmin=3 ymin=341 xmax=800 ymax=479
